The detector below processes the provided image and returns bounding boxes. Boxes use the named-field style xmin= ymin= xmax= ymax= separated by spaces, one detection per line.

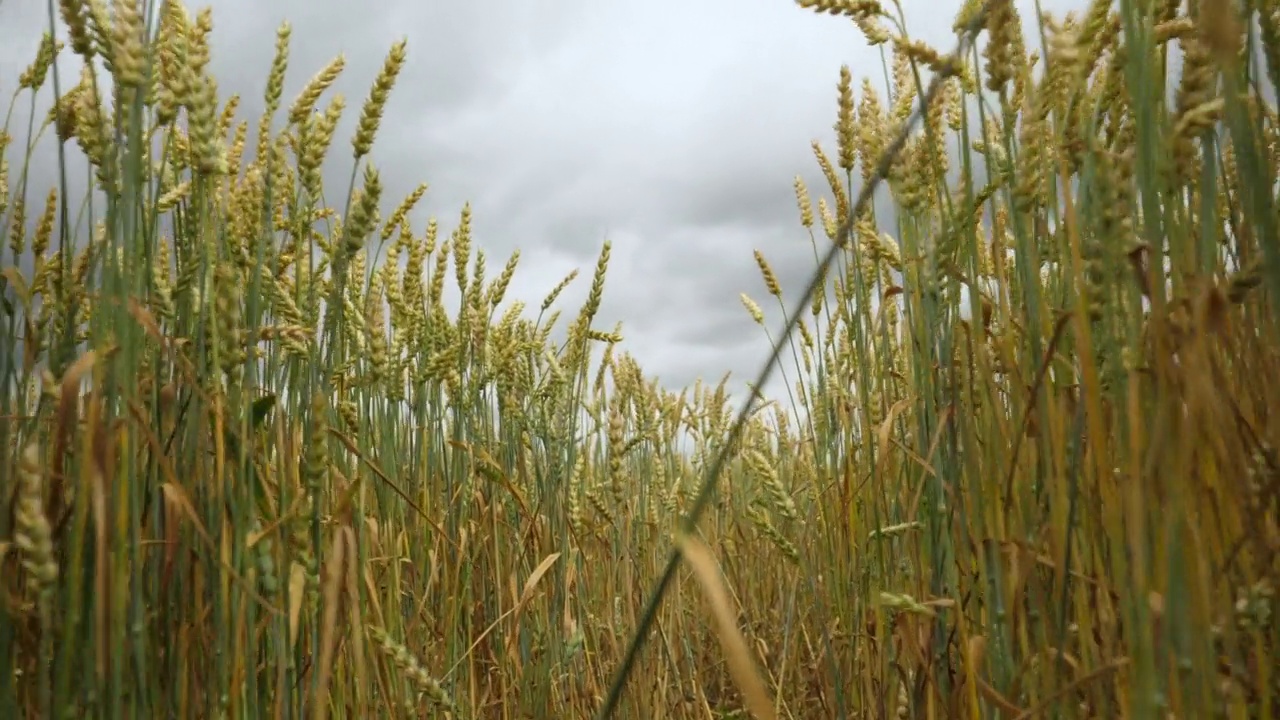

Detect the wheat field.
xmin=2 ymin=0 xmax=1279 ymax=718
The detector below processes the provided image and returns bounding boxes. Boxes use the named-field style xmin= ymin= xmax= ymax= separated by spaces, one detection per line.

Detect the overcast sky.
xmin=2 ymin=0 xmax=1085 ymax=405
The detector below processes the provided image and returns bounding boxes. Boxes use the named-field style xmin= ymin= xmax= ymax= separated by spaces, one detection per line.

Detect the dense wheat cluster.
xmin=2 ymin=0 xmax=1279 ymax=717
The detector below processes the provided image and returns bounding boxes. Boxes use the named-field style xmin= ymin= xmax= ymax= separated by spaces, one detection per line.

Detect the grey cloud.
xmin=2 ymin=0 xmax=1088 ymax=407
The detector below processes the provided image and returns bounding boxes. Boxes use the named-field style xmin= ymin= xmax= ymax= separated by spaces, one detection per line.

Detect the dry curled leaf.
xmin=679 ymin=532 xmax=777 ymax=720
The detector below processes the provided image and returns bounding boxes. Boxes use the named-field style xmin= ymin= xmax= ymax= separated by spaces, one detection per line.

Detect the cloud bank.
xmin=1 ymin=0 xmax=1086 ymax=402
